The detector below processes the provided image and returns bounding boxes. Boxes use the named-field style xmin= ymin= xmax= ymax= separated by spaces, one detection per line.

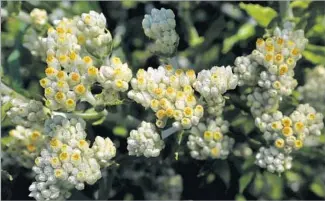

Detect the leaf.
xmin=112 ymin=126 xmax=128 ymax=137
xmin=285 ymin=171 xmax=302 ymax=183
xmin=1 ymin=101 xmax=13 ymax=121
xmin=239 ymin=3 xmax=278 ymax=27
xmin=302 ymin=44 xmax=325 ymax=65
xmin=215 ymin=160 xmax=231 ymax=188
xmin=1 ymin=170 xmax=13 ymax=181
xmin=290 ymin=0 xmax=311 ymax=9
xmin=1 ymin=136 xmax=13 ymax=147
xmin=310 ymin=178 xmax=325 ymax=198
xmin=253 ymin=172 xmax=264 ymax=195
xmin=92 ymin=115 xmax=106 ymax=126
xmin=264 ymin=172 xmax=283 ymax=199
xmin=239 ymin=171 xmax=255 ymax=193
xmin=235 ymin=194 xmax=246 ymax=201
xmin=222 ymin=23 xmax=255 ymax=54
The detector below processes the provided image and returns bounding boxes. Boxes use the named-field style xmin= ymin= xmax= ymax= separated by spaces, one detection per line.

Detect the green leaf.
xmin=92 ymin=115 xmax=106 ymax=126
xmin=112 ymin=126 xmax=128 ymax=137
xmin=303 ymin=44 xmax=325 ymax=65
xmin=290 ymin=0 xmax=311 ymax=9
xmin=1 ymin=136 xmax=13 ymax=147
xmin=285 ymin=171 xmax=302 ymax=183
xmin=235 ymin=194 xmax=246 ymax=201
xmin=6 ymin=1 xmax=22 ymax=16
xmin=222 ymin=23 xmax=255 ymax=54
xmin=253 ymin=172 xmax=264 ymax=195
xmin=215 ymin=160 xmax=231 ymax=188
xmin=239 ymin=3 xmax=278 ymax=27
xmin=1 ymin=170 xmax=13 ymax=181
xmin=239 ymin=171 xmax=255 ymax=193
xmin=1 ymin=101 xmax=13 ymax=121
xmin=310 ymin=178 xmax=325 ymax=198
xmin=264 ymin=172 xmax=283 ymax=199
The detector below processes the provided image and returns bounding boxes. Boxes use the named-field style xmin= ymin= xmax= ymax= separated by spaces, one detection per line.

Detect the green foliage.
xmin=310 ymin=178 xmax=325 ymax=198
xmin=239 ymin=2 xmax=278 ymax=27
xmin=239 ymin=171 xmax=255 ymax=193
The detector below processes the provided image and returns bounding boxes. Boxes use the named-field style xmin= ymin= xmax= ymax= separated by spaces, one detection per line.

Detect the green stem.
xmin=0 ymin=82 xmax=28 ymax=101
xmin=279 ymin=1 xmax=294 ymax=22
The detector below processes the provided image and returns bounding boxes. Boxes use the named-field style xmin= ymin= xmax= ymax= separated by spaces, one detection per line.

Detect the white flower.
xmin=255 ymin=146 xmax=292 ymax=173
xmin=30 ymin=8 xmax=48 ymax=26
xmin=142 ymin=8 xmax=179 ymax=57
xmin=91 ymin=136 xmax=116 ymax=166
xmin=127 ymin=121 xmax=165 ymax=157
xmin=187 ymin=117 xmax=234 ymax=160
xmin=128 ymin=65 xmax=203 ymax=129
xmin=193 ymin=65 xmax=238 ymax=116
xmin=7 ymin=99 xmax=47 ymax=129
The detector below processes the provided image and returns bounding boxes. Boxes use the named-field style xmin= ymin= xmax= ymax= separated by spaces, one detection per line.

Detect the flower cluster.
xmin=298 ymin=65 xmax=325 ymax=114
xmin=127 ymin=121 xmax=165 ymax=157
xmin=96 ymin=57 xmax=133 ymax=105
xmin=6 ymin=98 xmax=47 ymax=129
xmin=142 ymin=8 xmax=179 ymax=57
xmin=187 ymin=117 xmax=235 ymax=160
xmin=76 ymin=11 xmax=113 ymax=58
xmin=39 ymin=11 xmax=127 ymax=111
xmin=255 ymin=104 xmax=323 ymax=154
xmin=23 ymin=28 xmax=48 ymax=60
xmin=2 ymin=126 xmax=45 ymax=168
xmin=29 ymin=115 xmax=116 ymax=201
xmin=235 ymin=22 xmax=308 ymax=116
xmin=193 ymin=66 xmax=238 ymax=116
xmin=128 ymin=65 xmax=204 ymax=129
xmin=30 ymin=8 xmax=48 ymax=27
xmin=144 ymin=168 xmax=183 ymax=200
xmin=233 ymin=55 xmax=259 ymax=86
xmin=255 ymin=146 xmax=292 ymax=174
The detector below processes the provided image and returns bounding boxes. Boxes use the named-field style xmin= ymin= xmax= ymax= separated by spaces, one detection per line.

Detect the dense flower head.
xmin=245 ymin=87 xmax=281 ymax=117
xmin=6 ymin=99 xmax=47 ymax=129
xmin=128 ymin=65 xmax=203 ymax=129
xmin=2 ymin=126 xmax=45 ymax=168
xmin=298 ymin=65 xmax=325 ymax=113
xmin=98 ymin=57 xmax=133 ymax=92
xmin=40 ymin=11 xmax=114 ymax=111
xmin=30 ymin=8 xmax=48 ymax=26
xmin=127 ymin=121 xmax=165 ymax=157
xmin=236 ymin=22 xmax=308 ymax=116
xmin=187 ymin=117 xmax=234 ymax=160
xmin=29 ymin=115 xmax=116 ymax=200
xmin=76 ymin=11 xmax=113 ymax=58
xmin=233 ymin=55 xmax=259 ymax=86
xmin=142 ymin=8 xmax=179 ymax=57
xmin=255 ymin=146 xmax=292 ymax=173
xmin=193 ymin=65 xmax=238 ymax=116
xmin=255 ymin=104 xmax=324 ymax=154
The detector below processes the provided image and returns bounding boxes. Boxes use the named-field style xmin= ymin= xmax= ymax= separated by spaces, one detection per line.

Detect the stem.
xmin=279 ymin=1 xmax=293 ymax=22
xmin=162 ymin=126 xmax=182 ymax=139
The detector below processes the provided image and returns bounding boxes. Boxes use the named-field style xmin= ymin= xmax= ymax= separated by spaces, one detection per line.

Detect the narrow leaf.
xmin=239 ymin=171 xmax=255 ymax=193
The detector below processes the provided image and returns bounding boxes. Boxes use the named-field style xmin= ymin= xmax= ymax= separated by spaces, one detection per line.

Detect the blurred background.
xmin=1 ymin=1 xmax=325 ymax=200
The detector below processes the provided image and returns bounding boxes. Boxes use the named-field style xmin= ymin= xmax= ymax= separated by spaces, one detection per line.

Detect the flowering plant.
xmin=1 ymin=1 xmax=325 ymax=200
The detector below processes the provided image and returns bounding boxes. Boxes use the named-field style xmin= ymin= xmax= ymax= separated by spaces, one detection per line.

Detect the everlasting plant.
xmin=1 ymin=1 xmax=325 ymax=200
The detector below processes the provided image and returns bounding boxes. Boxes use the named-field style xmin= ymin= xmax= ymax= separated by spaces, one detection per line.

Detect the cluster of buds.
xmin=193 ymin=66 xmax=238 ymax=116
xmin=144 ymin=168 xmax=183 ymax=200
xmin=255 ymin=146 xmax=292 ymax=174
xmin=298 ymin=65 xmax=325 ymax=114
xmin=127 ymin=121 xmax=165 ymax=157
xmin=128 ymin=65 xmax=204 ymax=129
xmin=255 ymin=104 xmax=323 ymax=154
xmin=6 ymin=99 xmax=47 ymax=129
xmin=76 ymin=11 xmax=113 ymax=58
xmin=23 ymin=28 xmax=48 ymax=60
xmin=236 ymin=22 xmax=308 ymax=116
xmin=187 ymin=117 xmax=235 ymax=160
xmin=39 ymin=11 xmax=120 ymax=112
xmin=96 ymin=57 xmax=132 ymax=105
xmin=30 ymin=8 xmax=48 ymax=27
xmin=2 ymin=126 xmax=45 ymax=168
xmin=142 ymin=8 xmax=179 ymax=57
xmin=29 ymin=115 xmax=116 ymax=201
